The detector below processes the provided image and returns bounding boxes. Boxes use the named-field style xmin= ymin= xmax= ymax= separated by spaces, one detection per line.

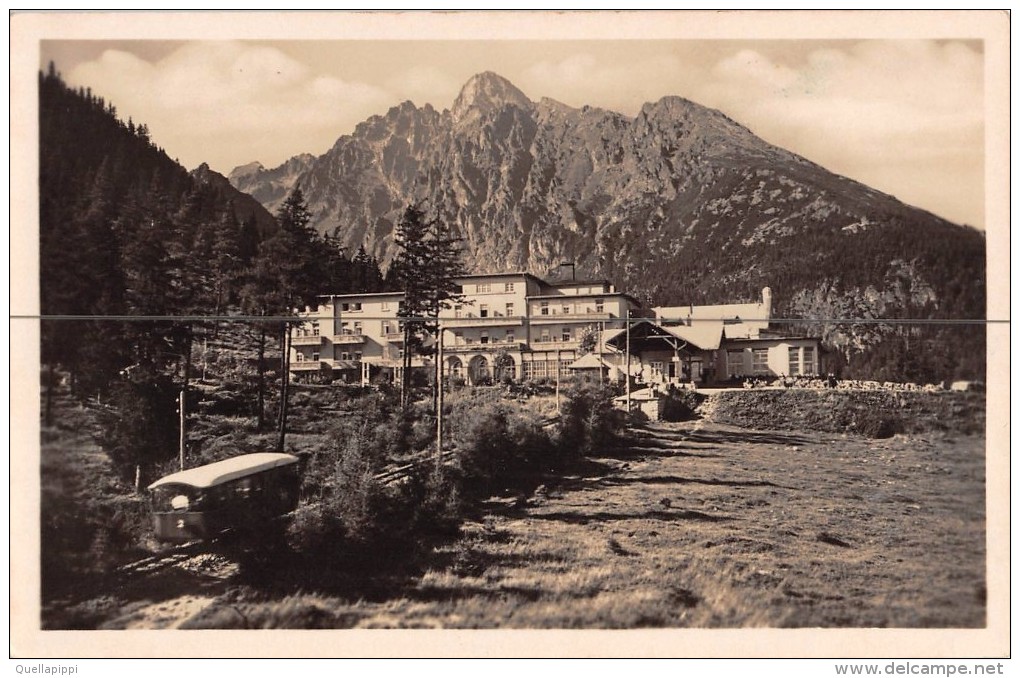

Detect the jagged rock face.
xmin=227 ymin=153 xmax=316 ymax=216
xmin=228 ymin=72 xmax=984 ymax=317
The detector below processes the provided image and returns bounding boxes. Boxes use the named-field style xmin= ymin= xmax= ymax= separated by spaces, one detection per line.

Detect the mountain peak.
xmin=451 ymin=71 xmax=533 ymax=123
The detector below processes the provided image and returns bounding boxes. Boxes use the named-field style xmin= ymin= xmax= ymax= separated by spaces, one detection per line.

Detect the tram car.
xmin=148 ymin=452 xmax=302 ymax=543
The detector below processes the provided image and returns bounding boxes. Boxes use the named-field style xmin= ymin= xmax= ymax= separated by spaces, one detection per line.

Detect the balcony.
xmin=383 ymin=331 xmax=404 ymax=344
xmin=444 ymin=341 xmax=526 ymax=353
xmin=291 ymin=334 xmax=323 ymax=346
xmin=529 ymin=340 xmax=581 ymax=351
xmin=290 ymin=360 xmax=324 ymax=371
xmin=529 ymin=312 xmax=613 ymax=324
xmin=331 ymin=333 xmax=366 ymax=345
xmin=443 ymin=315 xmax=525 ymax=328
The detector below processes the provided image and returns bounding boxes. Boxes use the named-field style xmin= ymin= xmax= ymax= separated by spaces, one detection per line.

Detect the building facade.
xmin=290 ymin=273 xmax=643 ymax=385
xmin=290 ymin=277 xmax=820 ymax=387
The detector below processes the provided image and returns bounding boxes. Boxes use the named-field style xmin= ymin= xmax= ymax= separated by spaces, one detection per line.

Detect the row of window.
xmin=538 ymin=300 xmax=605 ymax=315
xmin=330 ymin=297 xmax=609 ymax=319
xmin=471 ymin=282 xmax=515 ymax=294
xmin=521 ymin=359 xmax=576 ymax=380
xmin=726 ymin=347 xmax=815 ymax=377
xmin=448 ymin=327 xmax=578 ymax=345
xmin=452 ymin=330 xmax=516 ymax=346
xmin=455 ymin=302 xmax=515 ymax=318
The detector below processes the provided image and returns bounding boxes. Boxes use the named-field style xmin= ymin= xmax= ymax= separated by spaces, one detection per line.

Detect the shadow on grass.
xmin=527 ymin=508 xmax=735 ymax=525
xmin=43 ymin=561 xmax=232 ymax=629
xmin=599 ymin=475 xmax=793 ymax=490
xmin=676 ymin=428 xmax=813 ymax=446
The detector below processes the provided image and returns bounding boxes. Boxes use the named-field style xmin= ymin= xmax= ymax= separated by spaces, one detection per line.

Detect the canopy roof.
xmin=603 ymin=319 xmax=723 ymax=352
xmin=567 ymin=353 xmax=616 ymax=370
xmin=148 ymin=453 xmax=299 ymax=490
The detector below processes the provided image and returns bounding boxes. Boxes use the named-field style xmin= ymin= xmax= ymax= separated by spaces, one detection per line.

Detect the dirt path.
xmin=178 ymin=419 xmax=985 ymax=628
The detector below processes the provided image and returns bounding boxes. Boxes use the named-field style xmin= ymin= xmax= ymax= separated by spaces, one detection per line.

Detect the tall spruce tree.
xmin=390 ymin=205 xmax=464 ymax=405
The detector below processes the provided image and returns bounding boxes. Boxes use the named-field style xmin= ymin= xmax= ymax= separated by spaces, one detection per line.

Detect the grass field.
xmin=178 ymin=416 xmax=985 ymax=629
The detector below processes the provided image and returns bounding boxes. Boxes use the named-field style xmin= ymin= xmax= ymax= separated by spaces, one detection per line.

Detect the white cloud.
xmin=64 ymin=39 xmax=984 ymax=228
xmin=519 ymin=41 xmax=983 ymax=227
xmin=68 ymin=41 xmax=393 ymax=172
xmin=383 ymin=65 xmax=462 ymax=110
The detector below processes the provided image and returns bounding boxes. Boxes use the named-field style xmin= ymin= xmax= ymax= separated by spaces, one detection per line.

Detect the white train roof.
xmin=148 ymin=452 xmax=299 ymax=490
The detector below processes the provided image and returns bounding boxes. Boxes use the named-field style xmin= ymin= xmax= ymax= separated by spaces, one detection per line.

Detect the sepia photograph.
xmin=10 ymin=9 xmax=1010 ymax=661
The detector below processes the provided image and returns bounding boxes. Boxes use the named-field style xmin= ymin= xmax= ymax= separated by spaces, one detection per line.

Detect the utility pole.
xmin=598 ymin=320 xmax=605 ymax=385
xmin=435 ymin=323 xmax=444 ymax=464
xmin=555 ymin=348 xmax=561 ymax=414
xmin=178 ymin=387 xmax=186 ymax=471
xmin=625 ymin=309 xmax=631 ymax=415
xmin=277 ymin=323 xmax=292 ymax=452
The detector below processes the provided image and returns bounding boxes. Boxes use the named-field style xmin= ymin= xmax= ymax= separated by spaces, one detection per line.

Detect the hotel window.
xmin=540 ymin=301 xmax=549 ymax=316
xmin=788 ymin=347 xmax=801 ymax=376
xmin=312 ymin=352 xmax=320 ymax=362
xmin=803 ymin=347 xmax=816 ymax=375
xmin=752 ymin=348 xmax=769 ymax=375
xmin=561 ymin=328 xmax=572 ymax=342
xmin=354 ymin=351 xmax=362 ymax=362
xmin=295 ymin=353 xmax=304 ymax=362
xmin=505 ymin=303 xmax=514 ymax=317
xmin=340 ymin=352 xmax=351 ymax=361
xmin=381 ymin=301 xmax=390 ymax=312
xmin=341 ymin=303 xmax=349 ymax=312
xmin=382 ymin=321 xmax=394 ymax=335
xmin=505 ymin=329 xmax=515 ymax=343
xmin=480 ymin=304 xmax=489 ymax=318
xmin=454 ymin=304 xmax=463 ymax=319
xmin=477 ymin=283 xmax=491 ymax=293
xmin=595 ymin=298 xmax=605 ymax=313
xmin=540 ymin=329 xmax=551 ymax=343
xmin=727 ymin=350 xmax=744 ymax=377
xmin=562 ymin=303 xmax=571 ymax=315
xmin=505 ymin=282 xmax=515 ymax=292
xmin=650 ymin=361 xmax=664 ymax=378
xmin=480 ymin=331 xmax=489 ymax=345
xmin=312 ymin=326 xmax=320 ymax=336
xmin=353 ymin=321 xmax=362 ymax=335
xmin=454 ymin=331 xmax=464 ymax=345
xmin=351 ymin=302 xmax=362 ymax=312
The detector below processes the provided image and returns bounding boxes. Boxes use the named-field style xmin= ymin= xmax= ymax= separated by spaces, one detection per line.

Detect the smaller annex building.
xmin=578 ymin=286 xmax=822 ymax=388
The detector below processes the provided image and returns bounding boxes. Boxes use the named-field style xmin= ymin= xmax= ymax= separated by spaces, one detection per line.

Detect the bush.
xmin=559 ymin=382 xmax=625 ymax=457
xmin=660 ymin=390 xmax=706 ymax=422
xmin=446 ymin=394 xmax=559 ymax=498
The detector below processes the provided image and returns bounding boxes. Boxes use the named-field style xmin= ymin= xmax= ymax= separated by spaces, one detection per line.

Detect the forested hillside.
xmin=39 ymin=65 xmax=389 ymax=477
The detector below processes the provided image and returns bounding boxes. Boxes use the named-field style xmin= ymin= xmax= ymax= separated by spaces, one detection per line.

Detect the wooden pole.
xmin=436 ymin=323 xmax=444 ymax=463
xmin=277 ymin=323 xmax=292 ymax=452
xmin=555 ymin=348 xmax=561 ymax=415
xmin=625 ymin=309 xmax=631 ymax=414
xmin=178 ymin=387 xmax=185 ymax=471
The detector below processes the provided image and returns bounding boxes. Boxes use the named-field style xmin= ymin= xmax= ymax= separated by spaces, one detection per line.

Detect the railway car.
xmin=148 ymin=452 xmax=301 ymax=543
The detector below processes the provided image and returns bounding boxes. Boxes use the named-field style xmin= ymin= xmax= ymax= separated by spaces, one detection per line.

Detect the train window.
xmin=170 ymin=494 xmax=189 ymax=510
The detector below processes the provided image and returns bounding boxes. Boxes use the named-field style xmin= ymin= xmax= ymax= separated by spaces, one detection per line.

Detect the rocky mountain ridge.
xmin=226 ymin=71 xmax=985 ymax=379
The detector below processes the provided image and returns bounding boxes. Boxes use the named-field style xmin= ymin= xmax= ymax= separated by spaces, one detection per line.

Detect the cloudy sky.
xmin=42 ymin=36 xmax=985 ymax=229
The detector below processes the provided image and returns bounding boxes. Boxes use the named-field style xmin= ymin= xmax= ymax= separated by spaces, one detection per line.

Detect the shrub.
xmin=447 ymin=396 xmax=559 ymax=498
xmin=660 ymin=390 xmax=706 ymax=422
xmin=559 ymin=382 xmax=625 ymax=457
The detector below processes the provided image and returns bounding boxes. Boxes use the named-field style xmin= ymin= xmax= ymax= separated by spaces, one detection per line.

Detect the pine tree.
xmin=390 ymin=205 xmax=464 ymax=405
